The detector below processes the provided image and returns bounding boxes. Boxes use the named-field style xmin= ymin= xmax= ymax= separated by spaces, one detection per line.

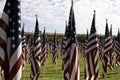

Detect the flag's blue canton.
xmin=71 ymin=25 xmax=77 ymax=43
xmin=105 ymin=21 xmax=110 ymax=38
xmin=64 ymin=22 xmax=68 ymax=39
xmin=34 ymin=16 xmax=39 ymax=46
xmin=42 ymin=28 xmax=46 ymax=48
xmin=53 ymin=32 xmax=57 ymax=46
xmin=67 ymin=2 xmax=73 ymax=39
xmin=22 ymin=24 xmax=24 ymax=37
xmin=8 ymin=0 xmax=21 ymax=53
xmin=30 ymin=37 xmax=33 ymax=46
xmin=70 ymin=5 xmax=77 ymax=43
xmin=4 ymin=0 xmax=11 ymax=16
xmin=86 ymin=29 xmax=88 ymax=39
xmin=90 ymin=12 xmax=96 ymax=34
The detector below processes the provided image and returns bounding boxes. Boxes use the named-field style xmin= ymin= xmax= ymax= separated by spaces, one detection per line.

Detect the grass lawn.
xmin=1 ymin=52 xmax=120 ymax=80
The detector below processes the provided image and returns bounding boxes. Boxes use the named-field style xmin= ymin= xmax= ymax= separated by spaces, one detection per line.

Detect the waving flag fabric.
xmin=21 ymin=23 xmax=27 ymax=70
xmin=114 ymin=29 xmax=120 ymax=66
xmin=109 ymin=25 xmax=114 ymax=69
xmin=63 ymin=0 xmax=80 ymax=80
xmin=52 ymin=31 xmax=58 ymax=64
xmin=40 ymin=27 xmax=48 ymax=65
xmin=85 ymin=11 xmax=99 ymax=80
xmin=0 ymin=0 xmax=23 ymax=80
xmin=102 ymin=19 xmax=113 ymax=78
xmin=30 ymin=15 xmax=41 ymax=80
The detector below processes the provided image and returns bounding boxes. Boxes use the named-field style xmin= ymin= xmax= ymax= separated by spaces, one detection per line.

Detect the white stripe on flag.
xmin=13 ymin=65 xmax=22 ymax=80
xmin=1 ymin=12 xmax=9 ymax=25
xmin=9 ymin=43 xmax=22 ymax=71
xmin=89 ymin=53 xmax=94 ymax=76
xmin=0 ymin=27 xmax=7 ymax=42
xmin=31 ymin=57 xmax=36 ymax=76
xmin=0 ymin=47 xmax=5 ymax=61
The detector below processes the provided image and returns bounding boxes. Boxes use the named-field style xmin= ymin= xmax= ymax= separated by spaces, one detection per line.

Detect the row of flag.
xmin=0 ymin=0 xmax=120 ymax=80
xmin=81 ymin=17 xmax=120 ymax=79
xmin=62 ymin=0 xmax=120 ymax=80
xmin=0 ymin=0 xmax=61 ymax=79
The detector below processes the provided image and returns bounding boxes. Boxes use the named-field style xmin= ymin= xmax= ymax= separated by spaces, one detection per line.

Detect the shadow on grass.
xmin=80 ymin=71 xmax=84 ymax=77
xmin=80 ymin=74 xmax=84 ymax=76
xmin=42 ymin=69 xmax=61 ymax=74
xmin=22 ymin=76 xmax=30 ymax=80
xmin=107 ymin=72 xmax=117 ymax=76
xmin=40 ymin=75 xmax=47 ymax=77
xmin=100 ymin=76 xmax=110 ymax=79
xmin=44 ymin=71 xmax=61 ymax=74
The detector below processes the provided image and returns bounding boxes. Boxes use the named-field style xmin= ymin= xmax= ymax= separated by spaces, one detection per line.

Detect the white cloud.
xmin=0 ymin=0 xmax=120 ymax=35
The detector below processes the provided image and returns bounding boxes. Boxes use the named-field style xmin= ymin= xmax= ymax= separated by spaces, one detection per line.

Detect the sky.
xmin=0 ymin=0 xmax=120 ymax=35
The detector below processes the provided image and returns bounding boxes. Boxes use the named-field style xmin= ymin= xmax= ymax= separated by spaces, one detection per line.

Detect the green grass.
xmin=1 ymin=53 xmax=120 ymax=80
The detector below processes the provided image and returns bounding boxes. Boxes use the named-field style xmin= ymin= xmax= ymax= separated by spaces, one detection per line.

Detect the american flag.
xmin=61 ymin=21 xmax=67 ymax=54
xmin=109 ymin=25 xmax=114 ymax=70
xmin=40 ymin=27 xmax=48 ymax=65
xmin=21 ymin=23 xmax=27 ymax=70
xmin=0 ymin=0 xmax=23 ymax=79
xmin=85 ymin=11 xmax=99 ymax=80
xmin=63 ymin=1 xmax=80 ymax=80
xmin=62 ymin=21 xmax=70 ymax=79
xmin=68 ymin=0 xmax=80 ymax=80
xmin=114 ymin=29 xmax=120 ymax=66
xmin=0 ymin=1 xmax=8 ymax=71
xmin=30 ymin=15 xmax=41 ymax=80
xmin=21 ymin=23 xmax=30 ymax=65
xmin=52 ymin=31 xmax=58 ymax=64
xmin=63 ymin=6 xmax=72 ymax=80
xmin=102 ymin=19 xmax=113 ymax=78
